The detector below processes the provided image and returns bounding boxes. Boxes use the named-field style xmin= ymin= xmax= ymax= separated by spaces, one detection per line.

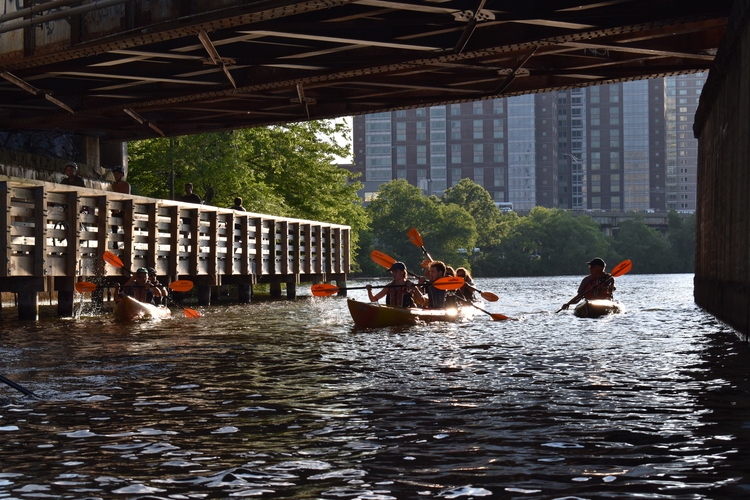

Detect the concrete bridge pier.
xmin=694 ymin=0 xmax=750 ymax=338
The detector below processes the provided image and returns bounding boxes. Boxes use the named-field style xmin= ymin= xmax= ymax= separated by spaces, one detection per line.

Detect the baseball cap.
xmin=587 ymin=258 xmax=606 ymax=267
xmin=387 ymin=261 xmax=407 ymax=272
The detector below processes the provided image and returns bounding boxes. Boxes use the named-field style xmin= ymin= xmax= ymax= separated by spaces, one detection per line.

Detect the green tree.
xmin=611 ymin=215 xmax=672 ymax=273
xmin=667 ymin=210 xmax=696 ymax=272
xmin=442 ymin=179 xmax=504 ymax=249
xmin=365 ymin=179 xmax=477 ymax=271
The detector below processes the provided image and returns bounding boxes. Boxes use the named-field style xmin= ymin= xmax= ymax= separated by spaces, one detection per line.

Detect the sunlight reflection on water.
xmin=1 ymin=274 xmax=750 ymax=499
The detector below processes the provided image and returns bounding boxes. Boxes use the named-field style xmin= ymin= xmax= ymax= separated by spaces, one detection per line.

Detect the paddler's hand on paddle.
xmin=366 ymin=284 xmax=377 ymax=302
xmin=560 ymin=303 xmax=570 ymax=311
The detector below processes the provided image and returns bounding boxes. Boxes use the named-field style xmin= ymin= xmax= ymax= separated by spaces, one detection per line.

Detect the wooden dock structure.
xmin=1 ymin=177 xmax=350 ymax=320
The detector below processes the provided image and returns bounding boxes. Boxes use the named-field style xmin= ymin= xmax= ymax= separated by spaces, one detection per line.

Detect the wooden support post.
xmin=286 ymin=282 xmax=296 ymax=300
xmin=270 ymin=282 xmax=282 ymax=296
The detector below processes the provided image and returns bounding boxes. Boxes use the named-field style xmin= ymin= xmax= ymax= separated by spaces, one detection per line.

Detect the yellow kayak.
xmin=347 ymin=298 xmax=473 ymax=328
xmin=114 ymin=296 xmax=171 ymax=321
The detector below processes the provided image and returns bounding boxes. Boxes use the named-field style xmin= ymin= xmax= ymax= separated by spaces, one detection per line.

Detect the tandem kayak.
xmin=347 ymin=299 xmax=474 ymax=328
xmin=573 ymin=299 xmax=622 ymax=318
xmin=114 ymin=296 xmax=171 ymax=321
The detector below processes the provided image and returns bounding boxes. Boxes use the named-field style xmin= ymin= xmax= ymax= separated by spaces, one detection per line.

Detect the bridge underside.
xmin=0 ymin=0 xmax=734 ymax=142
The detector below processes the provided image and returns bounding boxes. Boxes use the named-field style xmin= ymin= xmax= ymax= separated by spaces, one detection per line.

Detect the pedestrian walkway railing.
xmin=0 ymin=177 xmax=350 ymax=318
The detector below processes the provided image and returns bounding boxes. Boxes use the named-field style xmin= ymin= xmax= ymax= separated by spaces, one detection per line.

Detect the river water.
xmin=1 ymin=274 xmax=750 ymax=499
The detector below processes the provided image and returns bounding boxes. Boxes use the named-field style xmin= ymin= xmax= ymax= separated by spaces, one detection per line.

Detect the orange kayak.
xmin=114 ymin=296 xmax=171 ymax=321
xmin=347 ymin=298 xmax=473 ymax=328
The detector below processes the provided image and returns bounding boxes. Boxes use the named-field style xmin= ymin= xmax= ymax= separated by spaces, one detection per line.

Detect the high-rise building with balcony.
xmin=350 ymin=74 xmax=704 ymax=212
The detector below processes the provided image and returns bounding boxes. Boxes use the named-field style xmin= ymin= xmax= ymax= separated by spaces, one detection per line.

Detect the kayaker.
xmin=366 ymin=261 xmax=415 ymax=308
xmin=147 ymin=267 xmax=168 ymax=305
xmin=116 ymin=267 xmax=160 ymax=304
xmin=455 ymin=267 xmax=475 ymax=301
xmin=411 ymin=260 xmax=447 ymax=308
xmin=560 ymin=257 xmax=616 ymax=310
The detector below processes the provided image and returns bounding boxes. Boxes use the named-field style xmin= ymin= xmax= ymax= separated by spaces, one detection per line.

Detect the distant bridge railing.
xmin=0 ymin=177 xmax=350 ymax=319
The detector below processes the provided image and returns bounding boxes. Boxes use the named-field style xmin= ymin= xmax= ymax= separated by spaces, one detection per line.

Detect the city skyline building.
xmin=347 ymin=73 xmax=704 ymax=213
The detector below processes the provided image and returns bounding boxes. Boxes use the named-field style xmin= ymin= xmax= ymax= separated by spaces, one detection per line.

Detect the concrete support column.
xmin=55 ymin=277 xmax=76 ymax=317
xmin=238 ymin=284 xmax=252 ymax=303
xmin=336 ymin=277 xmax=347 ymax=297
xmin=17 ymin=292 xmax=38 ymax=321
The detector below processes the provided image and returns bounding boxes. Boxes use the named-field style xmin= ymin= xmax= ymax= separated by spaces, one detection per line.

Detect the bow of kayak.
xmin=347 ymin=299 xmax=473 ymax=328
xmin=114 ymin=296 xmax=172 ymax=322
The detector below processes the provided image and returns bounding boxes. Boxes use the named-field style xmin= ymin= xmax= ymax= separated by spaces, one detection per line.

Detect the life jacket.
xmin=583 ymin=273 xmax=613 ymax=299
xmin=386 ymin=282 xmax=415 ymax=308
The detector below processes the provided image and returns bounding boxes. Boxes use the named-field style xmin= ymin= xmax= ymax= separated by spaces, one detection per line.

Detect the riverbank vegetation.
xmin=358 ymin=178 xmax=695 ymax=277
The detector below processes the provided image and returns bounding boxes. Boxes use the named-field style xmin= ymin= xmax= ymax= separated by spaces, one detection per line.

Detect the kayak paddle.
xmin=0 ymin=374 xmax=38 ymax=398
xmin=370 ymin=249 xmax=499 ymax=302
xmin=407 ymin=227 xmax=434 ymax=261
xmin=75 ymin=280 xmax=194 ymax=293
xmin=406 ymin=228 xmax=500 ymax=301
xmin=556 ymin=259 xmax=633 ymax=313
xmin=456 ymin=297 xmax=515 ymax=321
xmin=312 ymin=276 xmax=466 ymax=297
xmin=102 ymin=252 xmax=202 ymax=318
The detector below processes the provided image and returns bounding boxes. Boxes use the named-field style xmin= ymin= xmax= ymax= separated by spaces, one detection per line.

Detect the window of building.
xmin=474 ymin=167 xmax=484 ymax=185
xmin=493 ymin=119 xmax=504 ymax=138
xmin=473 ymin=120 xmax=483 ymax=139
xmin=493 ymin=101 xmax=503 ymax=114
xmin=610 ymin=151 xmax=620 ymax=169
xmin=450 ymin=104 xmax=461 ymax=115
xmin=451 ymin=168 xmax=461 ymax=186
xmin=609 ymin=107 xmax=620 ymax=125
xmin=396 ymin=122 xmax=406 ymax=141
xmin=493 ymin=143 xmax=504 ymax=163
xmin=494 ymin=167 xmax=504 ymax=187
xmin=416 ymin=108 xmax=427 ymax=116
xmin=451 ymin=144 xmax=461 ymax=164
xmin=473 ymin=144 xmax=483 ymax=163
xmin=473 ymin=102 xmax=483 ymax=115
xmin=451 ymin=120 xmax=461 ymax=140
xmin=395 ymin=110 xmax=406 ymax=117
xmin=416 ymin=145 xmax=427 ymax=164
xmin=609 ymin=129 xmax=620 ymax=148
xmin=416 ymin=121 xmax=427 ymax=141
xmin=396 ymin=146 xmax=406 ymax=165
xmin=590 ymin=129 xmax=600 ymax=148
xmin=611 ymin=173 xmax=620 ymax=192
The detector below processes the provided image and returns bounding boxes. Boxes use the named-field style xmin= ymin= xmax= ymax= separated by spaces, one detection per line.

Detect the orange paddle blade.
xmin=420 ymin=259 xmax=431 ymax=268
xmin=75 ymin=281 xmax=98 ymax=293
xmin=611 ymin=259 xmax=633 ymax=277
xmin=103 ymin=251 xmax=124 ymax=268
xmin=480 ymin=291 xmax=499 ymax=302
xmin=311 ymin=284 xmax=340 ymax=296
xmin=183 ymin=308 xmax=203 ymax=318
xmin=169 ymin=280 xmax=194 ymax=292
xmin=407 ymin=228 xmax=423 ymax=247
xmin=432 ymin=276 xmax=465 ymax=290
xmin=370 ymin=250 xmax=396 ymax=269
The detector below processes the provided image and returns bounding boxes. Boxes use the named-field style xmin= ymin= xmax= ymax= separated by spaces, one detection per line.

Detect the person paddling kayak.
xmin=560 ymin=257 xmax=616 ymax=311
xmin=366 ymin=261 xmax=416 ymax=308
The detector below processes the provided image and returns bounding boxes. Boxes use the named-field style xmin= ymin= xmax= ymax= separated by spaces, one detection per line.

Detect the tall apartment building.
xmin=350 ymin=74 xmax=704 ymax=212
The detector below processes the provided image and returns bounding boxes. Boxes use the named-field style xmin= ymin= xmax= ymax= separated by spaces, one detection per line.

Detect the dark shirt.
xmin=181 ymin=193 xmax=202 ymax=204
xmin=231 ymin=205 xmax=246 ymax=211
xmin=62 ymin=176 xmax=86 ymax=187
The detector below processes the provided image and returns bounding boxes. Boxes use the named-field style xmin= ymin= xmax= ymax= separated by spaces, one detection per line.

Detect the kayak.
xmin=347 ymin=298 xmax=473 ymax=328
xmin=114 ymin=296 xmax=171 ymax=321
xmin=573 ymin=299 xmax=622 ymax=318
